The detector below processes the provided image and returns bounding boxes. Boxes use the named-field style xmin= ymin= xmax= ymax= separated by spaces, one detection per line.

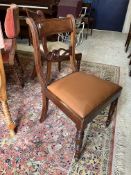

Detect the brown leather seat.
xmin=48 ymin=72 xmax=121 ymax=118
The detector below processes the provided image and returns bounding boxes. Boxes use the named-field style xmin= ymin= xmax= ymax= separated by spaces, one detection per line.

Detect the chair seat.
xmin=40 ymin=41 xmax=79 ymax=55
xmin=47 ymin=72 xmax=121 ymax=118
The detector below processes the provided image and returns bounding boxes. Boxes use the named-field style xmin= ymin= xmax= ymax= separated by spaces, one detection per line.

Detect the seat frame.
xmin=26 ymin=15 xmax=122 ymax=160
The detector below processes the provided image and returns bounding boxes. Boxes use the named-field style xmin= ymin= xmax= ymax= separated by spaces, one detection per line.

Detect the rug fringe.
xmin=112 ymin=115 xmax=127 ymax=174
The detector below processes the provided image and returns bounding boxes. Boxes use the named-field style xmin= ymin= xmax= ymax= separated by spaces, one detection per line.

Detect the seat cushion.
xmin=40 ymin=41 xmax=78 ymax=55
xmin=47 ymin=72 xmax=121 ymax=118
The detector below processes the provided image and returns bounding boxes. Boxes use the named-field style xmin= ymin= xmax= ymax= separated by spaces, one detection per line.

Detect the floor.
xmin=18 ymin=30 xmax=131 ymax=175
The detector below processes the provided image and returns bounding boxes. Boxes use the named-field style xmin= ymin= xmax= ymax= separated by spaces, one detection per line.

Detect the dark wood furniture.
xmin=0 ymin=0 xmax=60 ymax=38
xmin=25 ymin=8 xmax=82 ymax=81
xmin=125 ymin=23 xmax=131 ymax=76
xmin=81 ymin=3 xmax=95 ymax=37
xmin=125 ymin=23 xmax=131 ymax=52
xmin=26 ymin=15 xmax=122 ymax=160
xmin=1 ymin=4 xmax=24 ymax=87
xmin=0 ymin=0 xmax=59 ymax=15
xmin=0 ymin=25 xmax=15 ymax=137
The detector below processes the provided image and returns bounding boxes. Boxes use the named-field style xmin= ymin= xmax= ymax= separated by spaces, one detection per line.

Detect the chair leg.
xmin=76 ymin=59 xmax=81 ymax=71
xmin=15 ymin=55 xmax=24 ymax=87
xmin=125 ymin=37 xmax=128 ymax=47
xmin=125 ymin=39 xmax=130 ymax=52
xmin=11 ymin=64 xmax=24 ymax=88
xmin=128 ymin=53 xmax=131 ymax=58
xmin=31 ymin=56 xmax=44 ymax=80
xmin=1 ymin=101 xmax=15 ymax=137
xmin=15 ymin=53 xmax=24 ymax=75
xmin=58 ymin=62 xmax=61 ymax=72
xmin=39 ymin=94 xmax=48 ymax=123
xmin=90 ymin=23 xmax=93 ymax=35
xmin=106 ymin=99 xmax=118 ymax=127
xmin=74 ymin=126 xmax=84 ymax=160
xmin=31 ymin=65 xmax=37 ymax=79
xmin=47 ymin=61 xmax=52 ymax=82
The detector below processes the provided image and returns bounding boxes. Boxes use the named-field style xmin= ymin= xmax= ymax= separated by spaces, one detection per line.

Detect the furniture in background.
xmin=57 ymin=0 xmax=82 ymax=18
xmin=1 ymin=4 xmax=24 ymax=87
xmin=25 ymin=8 xmax=82 ymax=81
xmin=125 ymin=23 xmax=131 ymax=52
xmin=0 ymin=23 xmax=15 ymax=137
xmin=125 ymin=23 xmax=131 ymax=76
xmin=81 ymin=3 xmax=95 ymax=37
xmin=0 ymin=0 xmax=60 ymax=39
xmin=26 ymin=15 xmax=122 ymax=159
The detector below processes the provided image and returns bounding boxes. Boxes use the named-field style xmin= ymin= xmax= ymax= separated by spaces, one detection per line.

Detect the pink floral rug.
xmin=0 ymin=51 xmax=120 ymax=175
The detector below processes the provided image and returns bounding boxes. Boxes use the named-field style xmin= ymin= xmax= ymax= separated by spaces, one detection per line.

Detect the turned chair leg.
xmin=1 ymin=101 xmax=15 ymax=137
xmin=106 ymin=99 xmax=118 ymax=127
xmin=39 ymin=94 xmax=48 ymax=123
xmin=74 ymin=126 xmax=84 ymax=160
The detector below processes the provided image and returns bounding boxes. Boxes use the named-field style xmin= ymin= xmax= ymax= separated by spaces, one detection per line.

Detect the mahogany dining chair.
xmin=26 ymin=15 xmax=122 ymax=159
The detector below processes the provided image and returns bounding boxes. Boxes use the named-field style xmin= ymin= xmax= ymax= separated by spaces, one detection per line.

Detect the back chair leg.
xmin=74 ymin=125 xmax=85 ymax=160
xmin=31 ymin=65 xmax=37 ymax=79
xmin=76 ymin=59 xmax=81 ymax=71
xmin=47 ymin=61 xmax=52 ymax=82
xmin=58 ymin=62 xmax=61 ymax=72
xmin=15 ymin=54 xmax=24 ymax=87
xmin=12 ymin=64 xmax=24 ymax=87
xmin=106 ymin=99 xmax=118 ymax=127
xmin=125 ymin=38 xmax=130 ymax=52
xmin=39 ymin=95 xmax=48 ymax=123
xmin=1 ymin=101 xmax=15 ymax=137
xmin=128 ymin=53 xmax=131 ymax=58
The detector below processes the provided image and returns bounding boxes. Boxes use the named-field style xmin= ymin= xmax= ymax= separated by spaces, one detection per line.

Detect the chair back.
xmin=26 ymin=15 xmax=77 ymax=89
xmin=4 ymin=4 xmax=20 ymax=38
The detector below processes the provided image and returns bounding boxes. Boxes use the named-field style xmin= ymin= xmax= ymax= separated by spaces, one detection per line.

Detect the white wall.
xmin=122 ymin=0 xmax=131 ymax=33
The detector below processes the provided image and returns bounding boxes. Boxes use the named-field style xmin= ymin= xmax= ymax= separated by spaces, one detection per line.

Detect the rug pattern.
xmin=0 ymin=52 xmax=120 ymax=175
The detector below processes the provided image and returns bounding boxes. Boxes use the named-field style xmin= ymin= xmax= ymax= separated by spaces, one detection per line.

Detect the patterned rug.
xmin=0 ymin=51 xmax=120 ymax=175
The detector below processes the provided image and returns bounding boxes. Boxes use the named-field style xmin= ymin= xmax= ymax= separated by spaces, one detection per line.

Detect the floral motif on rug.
xmin=0 ymin=51 xmax=120 ymax=175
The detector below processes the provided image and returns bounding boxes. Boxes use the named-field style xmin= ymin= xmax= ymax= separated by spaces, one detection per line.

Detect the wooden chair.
xmin=0 ymin=23 xmax=15 ymax=137
xmin=125 ymin=23 xmax=131 ymax=52
xmin=26 ymin=15 xmax=122 ymax=160
xmin=1 ymin=4 xmax=24 ymax=87
xmin=25 ymin=8 xmax=82 ymax=81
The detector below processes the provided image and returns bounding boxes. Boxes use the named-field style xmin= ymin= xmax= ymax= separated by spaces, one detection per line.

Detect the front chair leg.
xmin=1 ymin=101 xmax=16 ymax=137
xmin=74 ymin=127 xmax=84 ymax=160
xmin=106 ymin=99 xmax=118 ymax=127
xmin=39 ymin=94 xmax=48 ymax=123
